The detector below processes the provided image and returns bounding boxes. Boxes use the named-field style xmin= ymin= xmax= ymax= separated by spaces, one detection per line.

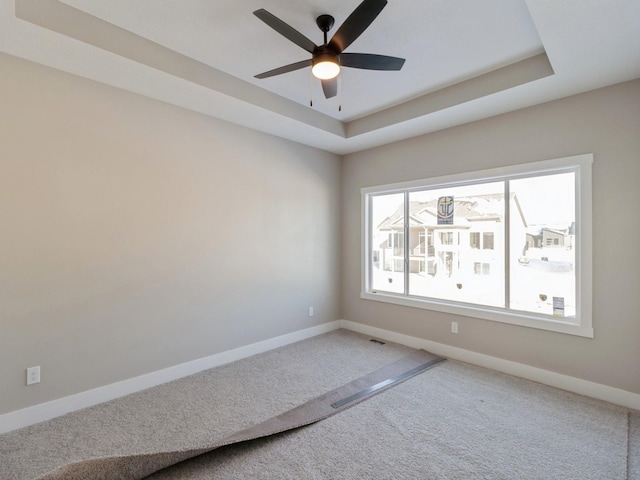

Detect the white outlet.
xmin=26 ymin=366 xmax=40 ymax=385
xmin=309 ymin=306 xmax=314 ymax=316
xmin=451 ymin=322 xmax=459 ymax=334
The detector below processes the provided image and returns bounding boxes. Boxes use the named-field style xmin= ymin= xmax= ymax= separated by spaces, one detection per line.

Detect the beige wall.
xmin=342 ymin=80 xmax=640 ymax=394
xmin=2 ymin=48 xmax=638 ymax=417
xmin=0 ymin=52 xmax=341 ymax=415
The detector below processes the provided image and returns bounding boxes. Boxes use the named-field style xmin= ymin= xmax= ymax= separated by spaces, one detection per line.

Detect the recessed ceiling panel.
xmin=59 ymin=0 xmax=544 ymax=121
xmin=5 ymin=0 xmax=640 ymax=154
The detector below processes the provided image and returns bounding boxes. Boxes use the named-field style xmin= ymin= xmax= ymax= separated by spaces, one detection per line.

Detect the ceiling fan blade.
xmin=255 ymin=59 xmax=312 ymax=79
xmin=322 ymin=78 xmax=337 ymax=98
xmin=340 ymin=53 xmax=405 ymax=71
xmin=254 ymin=9 xmax=317 ymax=53
xmin=328 ymin=0 xmax=387 ymax=53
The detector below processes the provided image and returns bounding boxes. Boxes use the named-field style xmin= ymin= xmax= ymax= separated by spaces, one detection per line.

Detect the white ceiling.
xmin=2 ymin=0 xmax=639 ymax=154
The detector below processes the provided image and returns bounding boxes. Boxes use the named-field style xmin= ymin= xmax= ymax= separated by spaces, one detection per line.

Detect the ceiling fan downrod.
xmin=316 ymin=14 xmax=335 ymax=45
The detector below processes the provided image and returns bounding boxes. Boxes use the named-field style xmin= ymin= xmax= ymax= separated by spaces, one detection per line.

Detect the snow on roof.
xmin=378 ymin=194 xmax=507 ymax=230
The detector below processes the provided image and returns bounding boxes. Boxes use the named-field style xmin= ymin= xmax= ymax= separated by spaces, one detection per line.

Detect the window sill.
xmin=360 ymin=290 xmax=594 ymax=338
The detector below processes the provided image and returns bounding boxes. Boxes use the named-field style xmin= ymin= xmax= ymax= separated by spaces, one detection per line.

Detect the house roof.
xmin=378 ymin=194 xmax=512 ymax=230
xmin=526 ymin=222 xmax=575 ymax=236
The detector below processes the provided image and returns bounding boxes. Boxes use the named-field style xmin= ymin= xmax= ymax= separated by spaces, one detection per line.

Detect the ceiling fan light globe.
xmin=312 ymin=57 xmax=340 ymax=80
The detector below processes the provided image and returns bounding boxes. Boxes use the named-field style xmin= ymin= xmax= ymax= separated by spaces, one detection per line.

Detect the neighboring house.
xmin=526 ymin=222 xmax=575 ymax=250
xmin=543 ymin=228 xmax=565 ymax=247
xmin=376 ymin=194 xmax=528 ymax=279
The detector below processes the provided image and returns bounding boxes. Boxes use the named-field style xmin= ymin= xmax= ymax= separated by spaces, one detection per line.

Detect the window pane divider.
xmin=403 ymin=191 xmax=410 ymax=296
xmin=504 ymin=180 xmax=511 ymax=310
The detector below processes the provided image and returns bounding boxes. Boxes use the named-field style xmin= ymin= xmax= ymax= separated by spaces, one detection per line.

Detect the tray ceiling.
xmin=2 ymin=0 xmax=639 ymax=154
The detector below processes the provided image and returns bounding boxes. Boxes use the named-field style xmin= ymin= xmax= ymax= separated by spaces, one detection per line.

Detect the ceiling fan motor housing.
xmin=313 ymin=46 xmax=340 ymax=66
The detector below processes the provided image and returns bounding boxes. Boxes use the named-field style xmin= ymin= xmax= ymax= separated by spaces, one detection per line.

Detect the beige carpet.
xmin=36 ymin=350 xmax=444 ymax=479
xmin=0 ymin=330 xmax=636 ymax=479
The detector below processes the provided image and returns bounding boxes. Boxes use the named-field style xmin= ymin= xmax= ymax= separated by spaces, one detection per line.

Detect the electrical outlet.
xmin=26 ymin=366 xmax=40 ymax=385
xmin=451 ymin=322 xmax=459 ymax=334
xmin=309 ymin=306 xmax=314 ymax=316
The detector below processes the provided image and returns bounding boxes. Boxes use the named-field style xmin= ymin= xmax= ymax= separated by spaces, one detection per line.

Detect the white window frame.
xmin=361 ymin=154 xmax=593 ymax=338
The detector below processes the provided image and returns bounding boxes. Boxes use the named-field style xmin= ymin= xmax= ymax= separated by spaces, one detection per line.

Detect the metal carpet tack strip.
xmin=36 ymin=349 xmax=445 ymax=480
xmin=330 ymin=357 xmax=444 ymax=409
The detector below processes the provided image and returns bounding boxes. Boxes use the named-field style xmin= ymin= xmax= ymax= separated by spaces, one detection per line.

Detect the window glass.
xmin=407 ymin=182 xmax=504 ymax=307
xmin=509 ymin=172 xmax=576 ymax=318
xmin=370 ymin=193 xmax=405 ymax=294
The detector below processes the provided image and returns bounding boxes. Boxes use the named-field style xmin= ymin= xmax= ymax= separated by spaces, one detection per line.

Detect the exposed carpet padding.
xmin=34 ymin=350 xmax=444 ymax=479
xmin=0 ymin=330 xmax=635 ymax=479
xmin=0 ymin=330 xmax=415 ymax=479
xmin=146 ymin=360 xmax=629 ymax=480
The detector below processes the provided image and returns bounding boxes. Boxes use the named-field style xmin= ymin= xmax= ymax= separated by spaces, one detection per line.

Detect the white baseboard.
xmin=3 ymin=319 xmax=637 ymax=435
xmin=0 ymin=321 xmax=342 ymax=434
xmin=339 ymin=319 xmax=640 ymax=411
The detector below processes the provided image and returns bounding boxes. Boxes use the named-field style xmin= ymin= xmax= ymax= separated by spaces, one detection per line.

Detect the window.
xmin=388 ymin=232 xmax=404 ymax=256
xmin=474 ymin=262 xmax=491 ymax=275
xmin=483 ymin=233 xmax=494 ymax=250
xmin=362 ymin=154 xmax=593 ymax=337
xmin=470 ymin=232 xmax=480 ymax=249
xmin=440 ymin=232 xmax=454 ymax=245
xmin=418 ymin=232 xmax=426 ymax=254
xmin=471 ymin=232 xmax=495 ymax=250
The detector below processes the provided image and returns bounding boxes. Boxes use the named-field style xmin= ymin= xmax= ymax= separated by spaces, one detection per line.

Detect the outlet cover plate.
xmin=26 ymin=366 xmax=40 ymax=385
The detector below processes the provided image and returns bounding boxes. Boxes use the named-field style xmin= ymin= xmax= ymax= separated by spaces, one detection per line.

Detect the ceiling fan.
xmin=253 ymin=0 xmax=405 ymax=101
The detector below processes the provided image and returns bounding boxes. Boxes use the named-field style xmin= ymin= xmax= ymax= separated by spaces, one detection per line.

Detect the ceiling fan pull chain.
xmin=310 ymin=70 xmax=314 ymax=107
xmin=338 ymin=74 xmax=342 ymax=112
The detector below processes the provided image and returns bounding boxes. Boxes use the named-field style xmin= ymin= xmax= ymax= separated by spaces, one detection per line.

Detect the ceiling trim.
xmin=15 ymin=0 xmax=553 ymax=144
xmin=6 ymin=0 xmax=640 ymax=155
xmin=349 ymin=52 xmax=553 ymax=137
xmin=16 ymin=0 xmax=346 ymax=138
